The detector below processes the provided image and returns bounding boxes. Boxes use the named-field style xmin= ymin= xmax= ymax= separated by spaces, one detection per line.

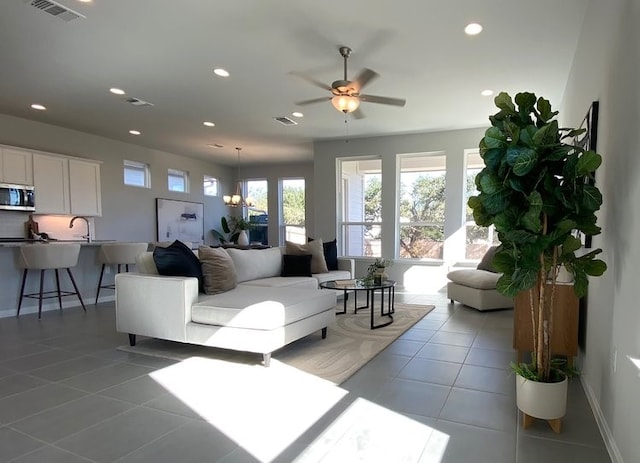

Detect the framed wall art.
xmin=156 ymin=198 xmax=204 ymax=247
xmin=573 ymin=101 xmax=599 ymax=249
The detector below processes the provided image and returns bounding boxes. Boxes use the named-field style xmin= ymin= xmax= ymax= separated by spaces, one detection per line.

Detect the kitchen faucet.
xmin=69 ymin=216 xmax=92 ymax=243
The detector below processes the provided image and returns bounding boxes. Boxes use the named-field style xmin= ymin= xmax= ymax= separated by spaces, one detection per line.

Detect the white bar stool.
xmin=95 ymin=242 xmax=149 ymax=305
xmin=17 ymin=243 xmax=86 ymax=319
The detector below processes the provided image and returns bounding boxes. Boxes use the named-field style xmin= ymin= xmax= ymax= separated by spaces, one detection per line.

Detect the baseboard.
xmin=0 ymin=294 xmax=115 ymax=319
xmin=581 ymin=375 xmax=624 ymax=463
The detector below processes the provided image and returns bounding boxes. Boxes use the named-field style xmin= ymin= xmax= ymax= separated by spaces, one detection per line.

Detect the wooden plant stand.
xmin=522 ymin=412 xmax=562 ymax=433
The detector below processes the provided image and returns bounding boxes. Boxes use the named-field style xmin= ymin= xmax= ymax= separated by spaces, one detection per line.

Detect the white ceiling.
xmin=0 ymin=0 xmax=588 ymax=166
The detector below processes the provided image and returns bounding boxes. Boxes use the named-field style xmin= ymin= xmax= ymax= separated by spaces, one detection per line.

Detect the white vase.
xmin=516 ymin=374 xmax=568 ymax=420
xmin=237 ymin=230 xmax=249 ymax=246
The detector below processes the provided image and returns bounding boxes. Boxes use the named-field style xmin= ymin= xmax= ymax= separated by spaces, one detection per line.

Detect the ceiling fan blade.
xmin=289 ymin=71 xmax=332 ymax=91
xmin=353 ymin=68 xmax=379 ymax=91
xmin=295 ymin=96 xmax=331 ymax=106
xmin=359 ymin=94 xmax=406 ymax=107
xmin=351 ymin=107 xmax=365 ymax=119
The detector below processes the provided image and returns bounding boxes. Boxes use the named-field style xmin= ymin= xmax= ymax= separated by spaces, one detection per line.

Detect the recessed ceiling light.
xmin=129 ymin=130 xmax=141 ymax=135
xmin=481 ymin=89 xmax=494 ymax=96
xmin=213 ymin=68 xmax=230 ymax=77
xmin=30 ymin=104 xmax=46 ymax=111
xmin=110 ymin=88 xmax=125 ymax=95
xmin=77 ymin=0 xmax=92 ymax=3
xmin=207 ymin=143 xmax=224 ymax=148
xmin=464 ymin=23 xmax=483 ymax=35
xmin=292 ymin=112 xmax=304 ymax=118
xmin=203 ymin=121 xmax=215 ymax=127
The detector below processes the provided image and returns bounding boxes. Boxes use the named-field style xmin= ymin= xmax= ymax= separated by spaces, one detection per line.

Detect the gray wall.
xmin=0 ymin=113 xmax=233 ymax=244
xmin=561 ymin=1 xmax=639 ymax=461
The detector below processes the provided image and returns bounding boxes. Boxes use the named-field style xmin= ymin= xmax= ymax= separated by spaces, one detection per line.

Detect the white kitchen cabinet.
xmin=69 ymin=158 xmax=102 ymax=216
xmin=32 ymin=153 xmax=102 ymax=216
xmin=0 ymin=147 xmax=33 ymax=185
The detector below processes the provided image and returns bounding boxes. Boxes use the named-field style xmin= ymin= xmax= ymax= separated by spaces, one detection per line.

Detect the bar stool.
xmin=17 ymin=243 xmax=86 ymax=319
xmin=95 ymin=242 xmax=149 ymax=305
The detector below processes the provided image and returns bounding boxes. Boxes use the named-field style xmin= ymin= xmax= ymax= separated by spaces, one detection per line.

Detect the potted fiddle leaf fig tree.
xmin=468 ymin=92 xmax=607 ymax=429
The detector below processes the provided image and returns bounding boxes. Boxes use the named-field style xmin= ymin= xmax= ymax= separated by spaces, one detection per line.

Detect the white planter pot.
xmin=237 ymin=230 xmax=249 ymax=246
xmin=516 ymin=374 xmax=568 ymax=420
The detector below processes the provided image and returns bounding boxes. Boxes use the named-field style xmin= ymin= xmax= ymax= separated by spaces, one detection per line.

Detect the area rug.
xmin=117 ymin=302 xmax=434 ymax=384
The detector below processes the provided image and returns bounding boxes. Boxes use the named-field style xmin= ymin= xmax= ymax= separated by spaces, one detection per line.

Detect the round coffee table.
xmin=319 ymin=279 xmax=396 ymax=329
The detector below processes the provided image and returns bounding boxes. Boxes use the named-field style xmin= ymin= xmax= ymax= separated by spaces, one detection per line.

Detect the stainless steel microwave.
xmin=0 ymin=183 xmax=35 ymax=211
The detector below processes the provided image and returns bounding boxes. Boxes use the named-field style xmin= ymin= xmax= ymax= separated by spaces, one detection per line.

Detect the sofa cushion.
xmin=225 ymin=247 xmax=282 ymax=283
xmin=240 ymin=277 xmax=318 ymax=289
xmin=286 ymin=239 xmax=328 ymax=274
xmin=198 ymin=246 xmax=237 ymax=294
xmin=281 ymin=254 xmax=312 ymax=277
xmin=476 ymin=245 xmax=499 ymax=273
xmin=153 ymin=240 xmax=203 ymax=291
xmin=191 ymin=286 xmax=336 ymax=330
xmin=313 ymin=270 xmax=353 ymax=285
xmin=447 ymin=269 xmax=501 ymax=290
xmin=308 ymin=237 xmax=338 ymax=271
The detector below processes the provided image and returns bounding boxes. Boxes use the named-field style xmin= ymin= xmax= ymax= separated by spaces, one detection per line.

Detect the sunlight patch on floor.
xmin=293 ymin=397 xmax=449 ymax=462
xmin=149 ymin=356 xmax=348 ymax=462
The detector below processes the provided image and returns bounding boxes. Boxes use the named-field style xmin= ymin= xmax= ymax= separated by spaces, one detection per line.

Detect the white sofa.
xmin=115 ymin=246 xmax=354 ymax=366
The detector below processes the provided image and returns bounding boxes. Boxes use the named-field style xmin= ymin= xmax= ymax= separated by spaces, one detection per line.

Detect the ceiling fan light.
xmin=331 ymin=95 xmax=360 ymax=113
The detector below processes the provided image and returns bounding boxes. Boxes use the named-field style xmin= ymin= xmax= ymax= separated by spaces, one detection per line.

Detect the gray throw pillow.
xmin=198 ymin=246 xmax=238 ymax=294
xmin=476 ymin=245 xmax=499 ymax=273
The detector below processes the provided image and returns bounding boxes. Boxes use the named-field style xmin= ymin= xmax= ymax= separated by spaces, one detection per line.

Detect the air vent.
xmin=273 ymin=116 xmax=298 ymax=126
xmin=24 ymin=0 xmax=85 ymax=22
xmin=125 ymin=97 xmax=154 ymax=107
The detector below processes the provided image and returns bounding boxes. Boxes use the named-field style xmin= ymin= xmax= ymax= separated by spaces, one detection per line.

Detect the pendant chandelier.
xmin=223 ymin=147 xmax=254 ymax=208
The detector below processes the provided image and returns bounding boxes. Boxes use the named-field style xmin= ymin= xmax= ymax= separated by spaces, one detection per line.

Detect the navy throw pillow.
xmin=153 ymin=240 xmax=204 ymax=291
xmin=281 ymin=254 xmax=313 ymax=277
xmin=308 ymin=237 xmax=339 ymax=271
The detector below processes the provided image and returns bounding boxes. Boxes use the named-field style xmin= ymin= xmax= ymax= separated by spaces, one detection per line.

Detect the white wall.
xmin=561 ymin=1 xmax=639 ymax=461
xmin=0 ymin=113 xmax=233 ymax=244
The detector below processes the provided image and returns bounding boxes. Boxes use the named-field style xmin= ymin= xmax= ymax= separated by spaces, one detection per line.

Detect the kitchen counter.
xmin=0 ymin=239 xmax=116 ymax=248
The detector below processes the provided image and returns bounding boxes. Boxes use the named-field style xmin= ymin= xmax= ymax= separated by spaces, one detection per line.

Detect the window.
xmin=465 ymin=150 xmax=498 ymax=259
xmin=281 ymin=178 xmax=305 ymax=244
xmin=203 ymin=175 xmax=218 ymax=196
xmin=246 ymin=179 xmax=268 ymax=245
xmin=123 ymin=160 xmax=150 ymax=188
xmin=338 ymin=158 xmax=382 ymax=257
xmin=168 ymin=168 xmax=189 ymax=193
xmin=398 ymin=153 xmax=446 ymax=259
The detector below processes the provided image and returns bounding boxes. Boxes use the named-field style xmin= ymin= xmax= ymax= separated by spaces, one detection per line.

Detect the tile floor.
xmin=0 ymin=290 xmax=612 ymax=462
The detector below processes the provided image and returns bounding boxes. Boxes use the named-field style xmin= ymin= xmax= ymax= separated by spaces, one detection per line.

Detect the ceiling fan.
xmin=293 ymin=46 xmax=406 ymax=119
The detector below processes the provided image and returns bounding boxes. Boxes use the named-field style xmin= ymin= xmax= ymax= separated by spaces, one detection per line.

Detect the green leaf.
xmin=494 ymin=92 xmax=516 ymax=114
xmin=508 ymin=177 xmax=527 ymax=193
xmin=581 ymin=184 xmax=603 ymax=211
xmin=536 ymin=96 xmax=559 ymax=122
xmin=507 ymin=147 xmax=538 ymax=176
xmin=576 ymin=151 xmax=602 ymax=175
xmin=493 ymin=250 xmax=515 ymax=273
xmin=496 ymin=274 xmax=520 ymax=297
xmin=483 ymin=127 xmax=507 ymax=149
xmin=479 ymin=171 xmax=502 ymax=194
xmin=482 ymin=149 xmax=505 ymax=170
xmin=532 ymin=120 xmax=559 ymax=146
xmin=467 ymin=195 xmax=481 ymax=210
xmin=519 ymin=125 xmax=537 ymax=147
xmin=503 ymin=229 xmax=539 ymax=244
xmin=547 ymin=145 xmax=572 ymax=161
xmin=572 ymin=267 xmax=588 ymax=297
xmin=583 ymin=259 xmax=607 ymax=276
xmin=561 ymin=235 xmax=582 ymax=255
xmin=483 ymin=190 xmax=511 ymax=215
xmin=221 ymin=216 xmax=231 ymax=234
xmin=515 ymin=92 xmax=537 ymax=112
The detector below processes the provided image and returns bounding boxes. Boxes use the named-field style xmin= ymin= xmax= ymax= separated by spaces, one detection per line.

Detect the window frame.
xmin=279 ymin=177 xmax=306 ymax=244
xmin=397 ymin=152 xmax=447 ymax=260
xmin=203 ymin=175 xmax=219 ymax=197
xmin=337 ymin=156 xmax=383 ymax=258
xmin=168 ymin=168 xmax=189 ymax=193
xmin=123 ymin=160 xmax=151 ymax=188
